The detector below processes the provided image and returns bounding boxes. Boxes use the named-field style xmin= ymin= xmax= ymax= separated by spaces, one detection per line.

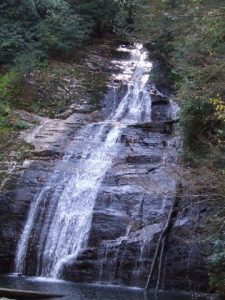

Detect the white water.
xmin=15 ymin=43 xmax=153 ymax=278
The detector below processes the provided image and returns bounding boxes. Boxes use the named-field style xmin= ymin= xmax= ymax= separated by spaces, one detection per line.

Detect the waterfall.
xmin=15 ymin=43 xmax=153 ymax=278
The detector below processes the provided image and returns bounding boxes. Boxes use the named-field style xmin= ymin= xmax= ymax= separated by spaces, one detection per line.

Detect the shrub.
xmin=14 ymin=120 xmax=30 ymax=130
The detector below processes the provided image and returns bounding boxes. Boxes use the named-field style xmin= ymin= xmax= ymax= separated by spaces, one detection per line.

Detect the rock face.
xmin=59 ymin=117 xmax=208 ymax=291
xmin=60 ymin=123 xmax=177 ymax=284
xmin=0 ymin=42 xmax=208 ymax=293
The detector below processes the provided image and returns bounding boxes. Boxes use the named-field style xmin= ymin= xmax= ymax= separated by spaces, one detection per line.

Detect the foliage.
xmin=38 ymin=12 xmax=92 ymax=54
xmin=208 ymin=234 xmax=225 ymax=291
xmin=0 ymin=0 xmax=136 ymax=69
xmin=14 ymin=120 xmax=30 ymax=130
xmin=0 ymin=71 xmax=18 ymax=128
xmin=209 ymin=96 xmax=225 ymax=123
xmin=0 ymin=0 xmax=89 ymax=67
xmin=71 ymin=0 xmax=136 ymax=35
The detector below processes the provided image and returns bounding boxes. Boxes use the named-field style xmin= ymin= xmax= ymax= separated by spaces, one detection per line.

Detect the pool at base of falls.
xmin=0 ymin=275 xmax=211 ymax=300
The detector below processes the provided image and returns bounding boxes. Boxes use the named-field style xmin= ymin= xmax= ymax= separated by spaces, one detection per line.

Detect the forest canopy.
xmin=0 ymin=0 xmax=134 ymax=67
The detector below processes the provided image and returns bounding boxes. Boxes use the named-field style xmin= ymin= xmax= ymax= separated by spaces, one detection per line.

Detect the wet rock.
xmin=151 ymin=95 xmax=169 ymax=105
xmin=149 ymin=89 xmax=169 ymax=105
xmin=88 ymin=212 xmax=129 ymax=247
xmin=126 ymin=154 xmax=161 ymax=164
xmin=130 ymin=120 xmax=177 ymax=134
xmin=151 ymin=103 xmax=172 ymax=121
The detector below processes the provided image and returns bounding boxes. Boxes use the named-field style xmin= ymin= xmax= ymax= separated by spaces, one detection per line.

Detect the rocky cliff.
xmin=0 ymin=40 xmax=208 ymax=293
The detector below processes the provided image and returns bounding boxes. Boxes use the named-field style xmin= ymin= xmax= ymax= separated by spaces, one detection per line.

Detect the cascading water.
xmin=15 ymin=43 xmax=153 ymax=278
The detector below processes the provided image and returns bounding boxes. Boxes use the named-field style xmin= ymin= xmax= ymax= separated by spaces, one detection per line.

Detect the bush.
xmin=38 ymin=13 xmax=92 ymax=55
xmin=209 ymin=235 xmax=225 ymax=292
xmin=14 ymin=120 xmax=30 ymax=130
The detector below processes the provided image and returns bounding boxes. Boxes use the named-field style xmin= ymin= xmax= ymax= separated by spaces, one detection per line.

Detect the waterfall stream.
xmin=15 ymin=43 xmax=153 ymax=278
